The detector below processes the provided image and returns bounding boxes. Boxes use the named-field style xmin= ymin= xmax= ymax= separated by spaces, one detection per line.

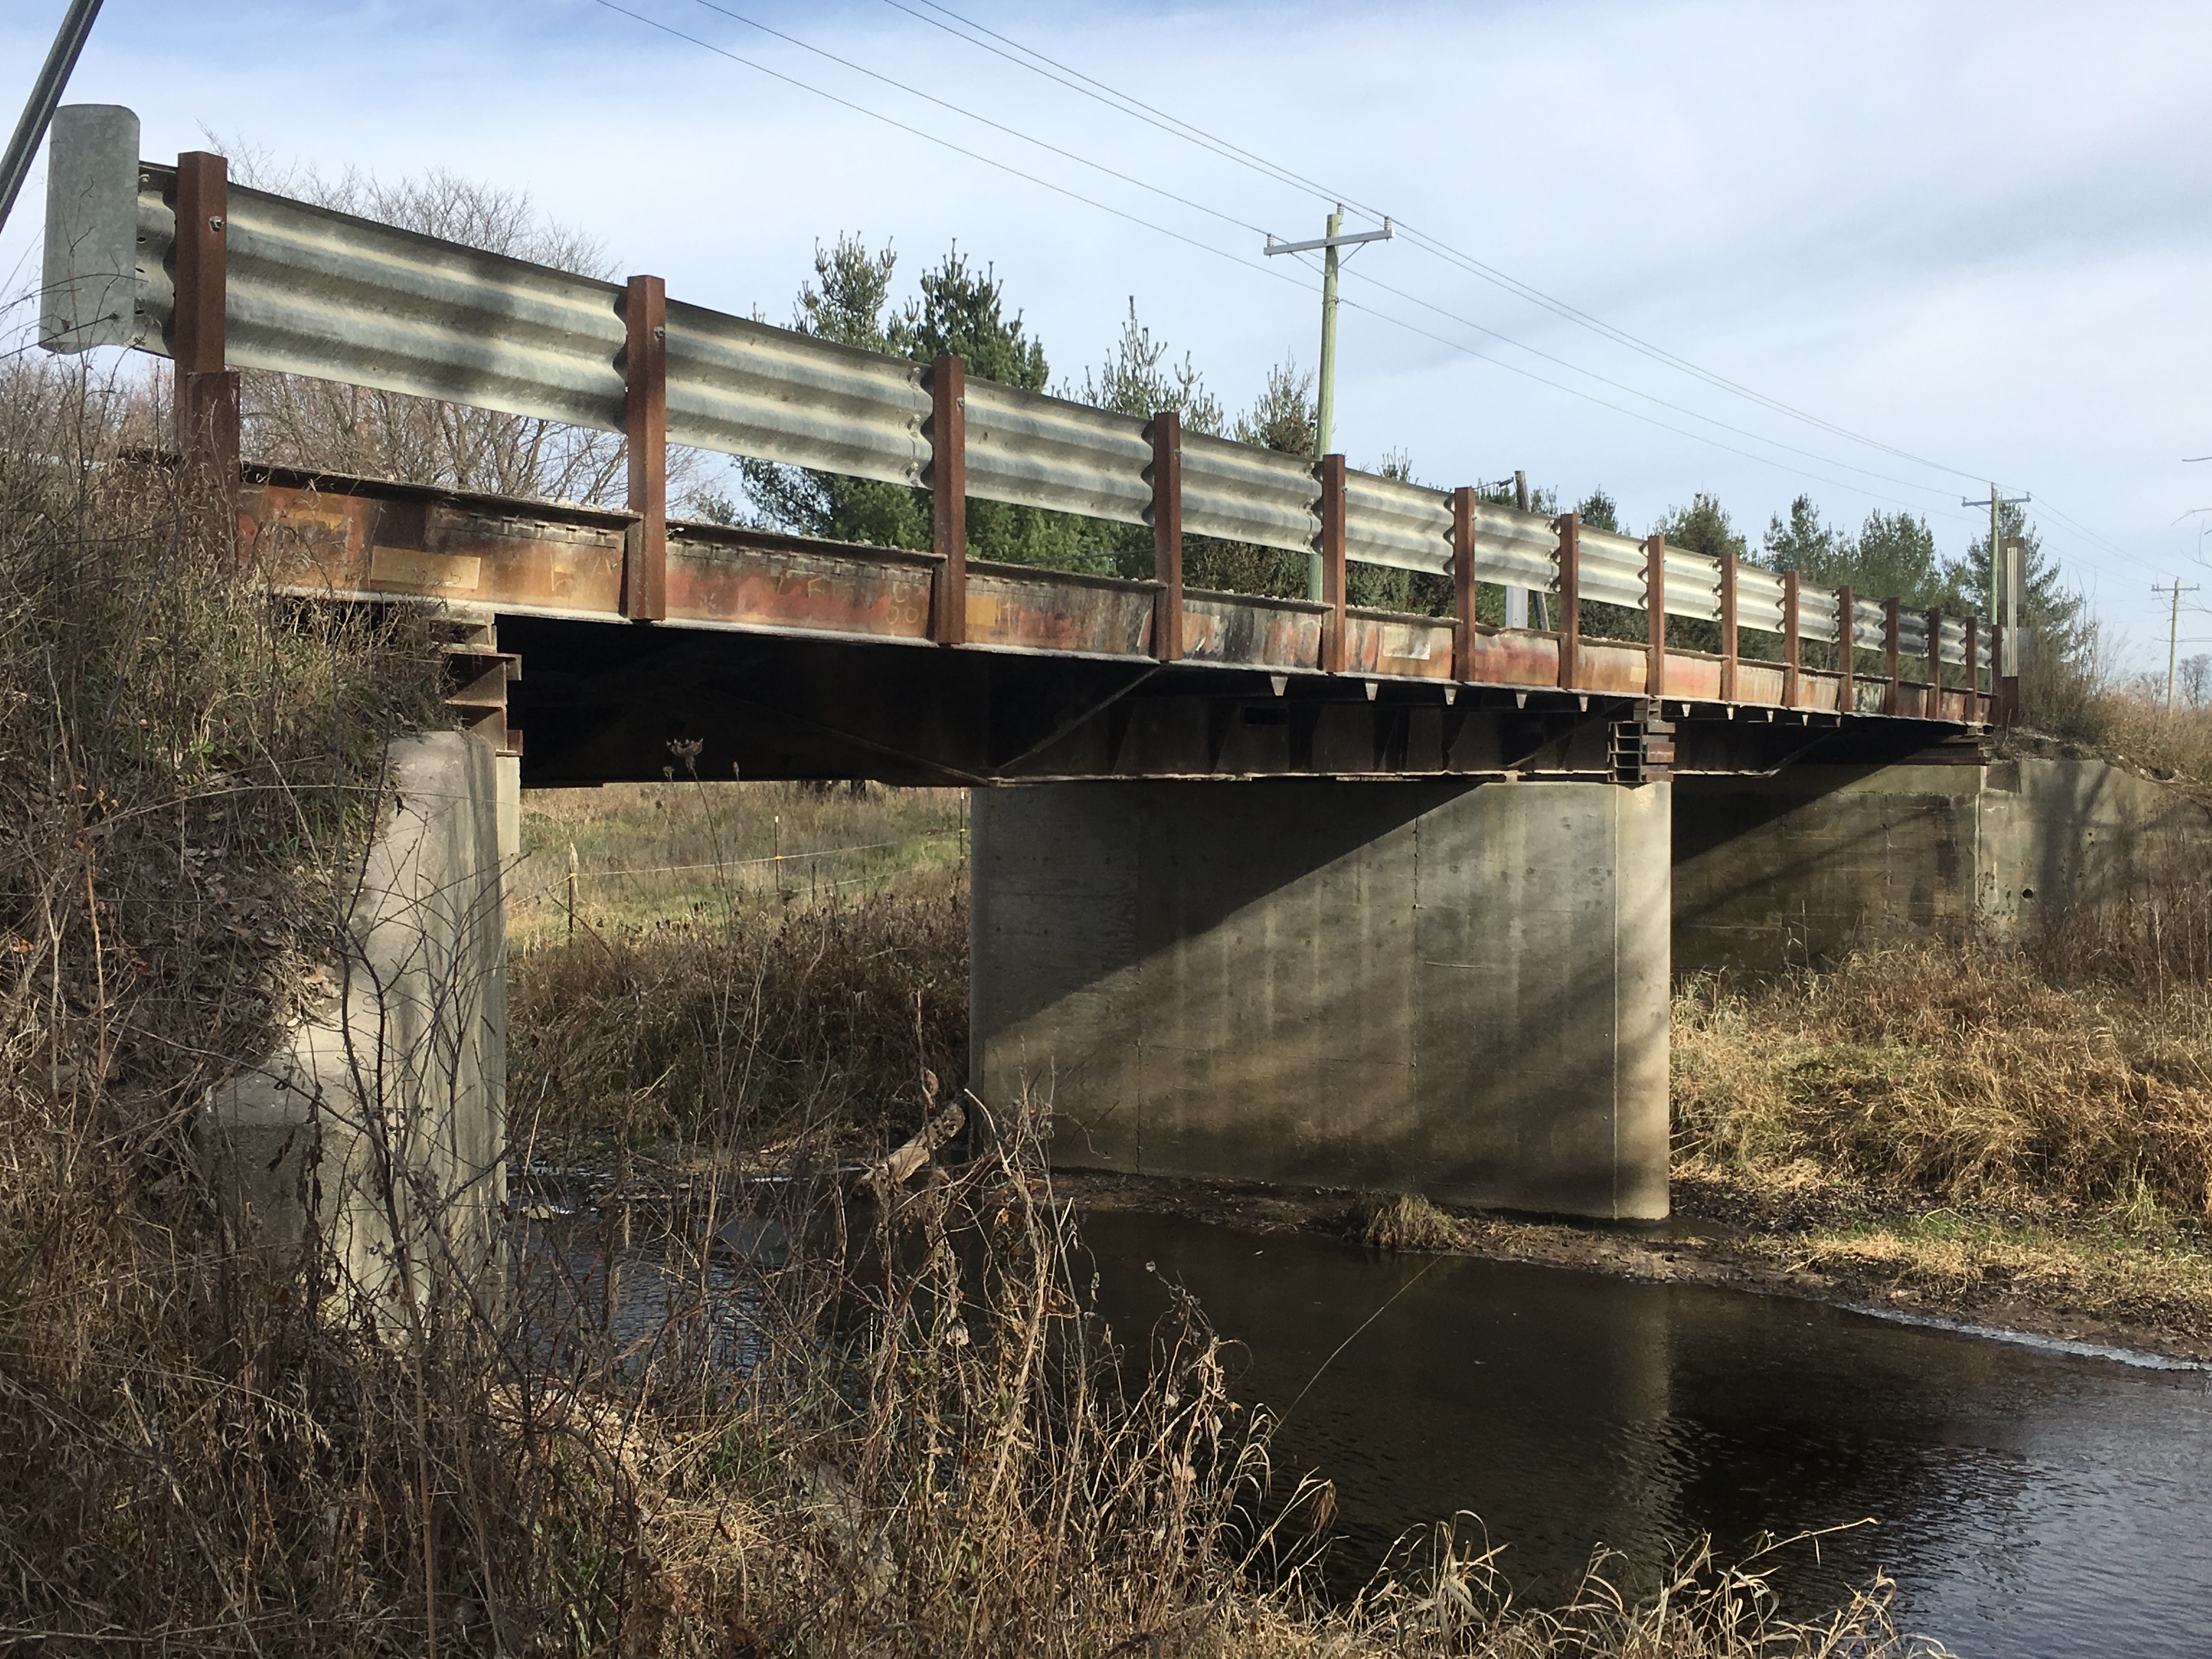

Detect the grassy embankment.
xmin=0 ymin=345 xmax=1945 ymax=1655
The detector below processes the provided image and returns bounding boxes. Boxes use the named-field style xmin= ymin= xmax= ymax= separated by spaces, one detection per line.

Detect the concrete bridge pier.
xmin=970 ymin=778 xmax=1672 ymax=1220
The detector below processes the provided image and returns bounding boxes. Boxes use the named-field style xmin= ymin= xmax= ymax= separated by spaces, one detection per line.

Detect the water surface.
xmin=1079 ymin=1209 xmax=2212 ymax=1659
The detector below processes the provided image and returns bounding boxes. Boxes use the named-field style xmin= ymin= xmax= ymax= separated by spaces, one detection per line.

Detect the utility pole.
xmin=1962 ymin=484 xmax=2029 ymax=625
xmin=2154 ymin=581 xmax=2201 ymax=710
xmin=1265 ymin=207 xmax=1392 ymax=599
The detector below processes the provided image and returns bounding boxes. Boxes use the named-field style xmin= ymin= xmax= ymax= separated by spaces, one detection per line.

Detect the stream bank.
xmin=1053 ymin=1168 xmax=2212 ymax=1364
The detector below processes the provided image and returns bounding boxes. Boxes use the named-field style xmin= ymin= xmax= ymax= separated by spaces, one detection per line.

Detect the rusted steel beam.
xmin=1644 ymin=531 xmax=1666 ymax=697
xmin=1150 ymin=409 xmax=1183 ymax=662
xmin=1964 ymin=616 xmax=1981 ymax=721
xmin=929 ymin=354 xmax=967 ymax=646
xmin=1719 ymin=548 xmax=1739 ymax=703
xmin=1837 ymin=583 xmax=1855 ymax=712
xmin=1452 ymin=486 xmax=1476 ymax=680
xmin=1882 ymin=597 xmax=1901 ymax=715
xmin=623 ymin=274 xmax=668 ymax=622
xmin=1782 ymin=569 xmax=1801 ymax=709
xmin=1320 ymin=453 xmax=1348 ymax=674
xmin=1555 ymin=510 xmax=1581 ymax=690
xmin=172 ymin=150 xmax=238 ymax=546
xmin=1925 ymin=606 xmax=1943 ymax=710
xmin=172 ymin=151 xmax=227 ymax=378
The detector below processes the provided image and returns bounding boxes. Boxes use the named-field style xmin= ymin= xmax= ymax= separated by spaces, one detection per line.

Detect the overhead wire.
xmin=600 ymin=0 xmax=2000 ymax=518
xmin=602 ymin=0 xmax=2161 ymax=586
xmin=887 ymin=0 xmax=2001 ymax=490
xmin=887 ymin=0 xmax=2175 ymax=589
xmin=597 ymin=0 xmax=1999 ymax=520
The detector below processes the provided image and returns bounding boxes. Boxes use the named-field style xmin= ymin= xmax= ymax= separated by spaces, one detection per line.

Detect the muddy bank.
xmin=1051 ymin=1169 xmax=2212 ymax=1365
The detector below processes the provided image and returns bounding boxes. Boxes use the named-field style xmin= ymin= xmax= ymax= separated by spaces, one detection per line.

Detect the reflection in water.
xmin=1079 ymin=1210 xmax=2212 ymax=1659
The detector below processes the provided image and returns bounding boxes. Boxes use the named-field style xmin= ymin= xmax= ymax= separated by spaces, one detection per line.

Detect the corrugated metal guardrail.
xmin=37 ymin=106 xmax=1984 ymax=678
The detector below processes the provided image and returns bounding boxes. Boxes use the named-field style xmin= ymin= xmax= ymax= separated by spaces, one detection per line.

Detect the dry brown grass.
xmin=1673 ymin=939 xmax=2212 ymax=1222
xmin=1671 ymin=871 xmax=2212 ymax=1343
xmin=0 ymin=335 xmax=1945 ymax=1656
xmin=509 ymin=867 xmax=969 ymax=1162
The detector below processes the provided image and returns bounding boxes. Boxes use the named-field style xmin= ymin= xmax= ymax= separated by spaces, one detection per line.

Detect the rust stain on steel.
xmin=664 ymin=534 xmax=932 ymax=640
xmin=1660 ymin=652 xmax=1724 ymax=702
xmin=964 ymin=567 xmax=1152 ymax=656
xmin=1576 ymin=639 xmax=1646 ymax=695
xmin=1796 ymin=670 xmax=1842 ymax=713
xmin=1182 ymin=592 xmax=1323 ymax=671
xmin=1458 ymin=627 xmax=1558 ymax=687
xmin=1737 ymin=663 xmax=1786 ymax=705
xmin=243 ymin=480 xmax=626 ymax=610
xmin=1343 ymin=611 xmax=1453 ymax=679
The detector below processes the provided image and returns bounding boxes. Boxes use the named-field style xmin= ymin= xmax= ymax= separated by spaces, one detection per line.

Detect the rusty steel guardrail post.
xmin=1644 ymin=531 xmax=1666 ymax=698
xmin=1150 ymin=409 xmax=1183 ymax=662
xmin=1451 ymin=486 xmax=1476 ymax=681
xmin=1719 ymin=548 xmax=1739 ymax=703
xmin=1320 ymin=453 xmax=1347 ymax=674
xmin=1882 ymin=597 xmax=1901 ymax=715
xmin=623 ymin=274 xmax=667 ymax=622
xmin=1782 ymin=569 xmax=1801 ymax=709
xmin=1555 ymin=510 xmax=1581 ymax=690
xmin=1837 ymin=583 xmax=1856 ymax=713
xmin=929 ymin=354 xmax=966 ymax=646
xmin=1926 ymin=606 xmax=1944 ymax=717
xmin=172 ymin=150 xmax=237 ymax=551
xmin=1964 ymin=616 xmax=1982 ymax=722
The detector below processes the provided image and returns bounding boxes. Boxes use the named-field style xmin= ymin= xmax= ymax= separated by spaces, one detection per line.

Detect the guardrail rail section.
xmin=38 ymin=104 xmax=2006 ymax=731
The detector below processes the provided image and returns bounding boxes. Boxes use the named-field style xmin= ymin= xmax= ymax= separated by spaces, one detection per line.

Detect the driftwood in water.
xmin=862 ymin=1069 xmax=967 ymax=1194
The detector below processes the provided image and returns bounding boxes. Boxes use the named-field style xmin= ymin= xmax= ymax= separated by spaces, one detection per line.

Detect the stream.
xmin=1077 ymin=1210 xmax=2212 ymax=1659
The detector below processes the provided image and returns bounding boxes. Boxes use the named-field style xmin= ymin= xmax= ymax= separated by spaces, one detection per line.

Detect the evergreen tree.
xmin=731 ymin=237 xmax=1100 ymax=569
xmin=1070 ymin=300 xmax=1224 ymax=435
xmin=1956 ymin=501 xmax=2081 ymax=648
xmin=1577 ymin=489 xmax=1621 ymax=533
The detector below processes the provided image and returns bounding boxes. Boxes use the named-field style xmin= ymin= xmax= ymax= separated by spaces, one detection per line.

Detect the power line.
xmin=693 ymin=0 xmax=1967 ymax=504
xmin=686 ymin=0 xmax=1273 ymax=241
xmin=601 ymin=1 xmax=1999 ymax=517
xmin=588 ymin=1 xmax=1326 ymax=303
xmin=602 ymin=0 xmax=2158 ymax=582
xmin=885 ymin=0 xmax=1999 ymax=492
xmin=884 ymin=0 xmax=2186 ymax=594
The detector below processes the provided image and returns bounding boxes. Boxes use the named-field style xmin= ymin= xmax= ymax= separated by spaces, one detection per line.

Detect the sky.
xmin=6 ymin=0 xmax=2211 ymax=669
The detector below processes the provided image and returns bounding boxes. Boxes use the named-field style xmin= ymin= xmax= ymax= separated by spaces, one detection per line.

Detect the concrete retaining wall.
xmin=971 ymin=778 xmax=1671 ymax=1219
xmin=200 ymin=732 xmax=507 ymax=1318
xmin=1674 ymin=757 xmax=2212 ymax=975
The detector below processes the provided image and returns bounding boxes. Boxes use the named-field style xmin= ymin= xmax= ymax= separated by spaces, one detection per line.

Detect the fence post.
xmin=623 ymin=274 xmax=668 ymax=622
xmin=1837 ymin=584 xmax=1855 ymax=713
xmin=1150 ymin=410 xmax=1183 ymax=662
xmin=929 ymin=354 xmax=967 ymax=646
xmin=172 ymin=150 xmax=238 ymax=550
xmin=1963 ymin=615 xmax=1980 ymax=723
xmin=1645 ymin=532 xmax=1667 ymax=698
xmin=1555 ymin=510 xmax=1581 ymax=690
xmin=1719 ymin=549 xmax=1739 ymax=703
xmin=1882 ymin=598 xmax=1901 ymax=715
xmin=1925 ymin=606 xmax=1944 ymax=718
xmin=1782 ymin=569 xmax=1801 ymax=709
xmin=1451 ymin=486 xmax=1476 ymax=681
xmin=1320 ymin=453 xmax=1347 ymax=673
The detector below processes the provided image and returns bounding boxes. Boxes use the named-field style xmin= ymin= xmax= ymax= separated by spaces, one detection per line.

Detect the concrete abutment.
xmin=970 ymin=778 xmax=1673 ymax=1220
xmin=1673 ymin=757 xmax=2212 ymax=975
